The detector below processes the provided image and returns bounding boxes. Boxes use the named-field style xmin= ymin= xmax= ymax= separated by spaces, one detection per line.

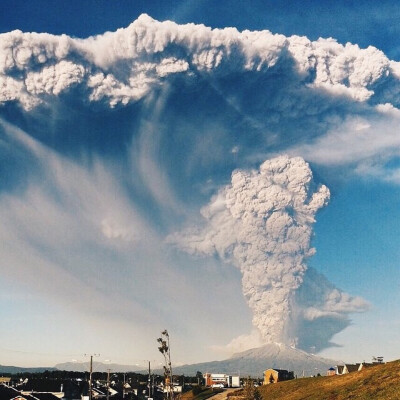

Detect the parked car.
xmin=211 ymin=383 xmax=225 ymax=389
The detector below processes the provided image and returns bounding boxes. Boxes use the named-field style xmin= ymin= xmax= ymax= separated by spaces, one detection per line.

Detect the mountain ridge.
xmin=54 ymin=361 xmax=142 ymax=373
xmin=0 ymin=365 xmax=56 ymax=373
xmin=1 ymin=344 xmax=339 ymax=377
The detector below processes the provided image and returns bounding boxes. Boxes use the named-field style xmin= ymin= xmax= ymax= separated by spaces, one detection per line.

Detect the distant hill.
xmin=3 ymin=343 xmax=339 ymax=377
xmin=257 ymin=360 xmax=400 ymax=400
xmin=0 ymin=365 xmax=56 ymax=374
xmin=54 ymin=361 xmax=141 ymax=373
xmin=171 ymin=343 xmax=339 ymax=377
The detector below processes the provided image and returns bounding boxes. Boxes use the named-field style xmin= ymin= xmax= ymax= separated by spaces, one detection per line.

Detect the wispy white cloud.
xmin=0 ymin=118 xmax=158 ymax=316
xmin=0 ymin=117 xmax=249 ymax=364
xmin=288 ymin=110 xmax=400 ymax=168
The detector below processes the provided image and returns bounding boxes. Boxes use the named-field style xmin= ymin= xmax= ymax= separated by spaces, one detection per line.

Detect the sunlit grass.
xmin=256 ymin=360 xmax=400 ymax=400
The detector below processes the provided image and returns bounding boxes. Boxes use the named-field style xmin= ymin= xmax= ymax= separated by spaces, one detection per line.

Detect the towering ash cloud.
xmin=171 ymin=156 xmax=367 ymax=350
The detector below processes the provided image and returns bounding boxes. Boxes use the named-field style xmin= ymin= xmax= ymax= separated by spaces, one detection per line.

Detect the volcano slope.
xmin=172 ymin=343 xmax=338 ymax=377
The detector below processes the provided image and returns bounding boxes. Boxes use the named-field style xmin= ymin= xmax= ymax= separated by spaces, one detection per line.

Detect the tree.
xmin=157 ymin=330 xmax=173 ymax=400
xmin=243 ymin=378 xmax=255 ymax=400
xmin=195 ymin=371 xmax=203 ymax=386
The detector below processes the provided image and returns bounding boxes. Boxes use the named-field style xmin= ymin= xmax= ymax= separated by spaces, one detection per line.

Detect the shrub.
xmin=192 ymin=385 xmax=204 ymax=395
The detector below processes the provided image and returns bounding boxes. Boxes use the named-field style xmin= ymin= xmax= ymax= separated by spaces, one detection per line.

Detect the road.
xmin=209 ymin=389 xmax=240 ymax=400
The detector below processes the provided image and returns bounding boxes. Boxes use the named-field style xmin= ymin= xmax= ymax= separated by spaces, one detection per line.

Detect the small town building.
xmin=1 ymin=384 xmax=60 ymax=400
xmin=263 ymin=369 xmax=294 ymax=384
xmin=344 ymin=364 xmax=361 ymax=374
xmin=335 ymin=363 xmax=374 ymax=375
xmin=28 ymin=393 xmax=62 ymax=400
xmin=16 ymin=378 xmax=78 ymax=399
xmin=326 ymin=368 xmax=336 ymax=376
xmin=336 ymin=365 xmax=345 ymax=375
xmin=203 ymin=373 xmax=240 ymax=388
xmin=162 ymin=385 xmax=182 ymax=393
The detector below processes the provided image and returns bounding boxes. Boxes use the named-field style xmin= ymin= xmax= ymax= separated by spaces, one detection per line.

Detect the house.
xmin=326 ymin=368 xmax=336 ymax=376
xmin=161 ymin=385 xmax=182 ymax=394
xmin=91 ymin=387 xmax=107 ymax=398
xmin=0 ymin=384 xmax=59 ymax=400
xmin=0 ymin=378 xmax=11 ymax=386
xmin=335 ymin=363 xmax=364 ymax=375
xmin=28 ymin=393 xmax=62 ymax=400
xmin=0 ymin=384 xmax=33 ymax=400
xmin=17 ymin=379 xmax=85 ymax=400
xmin=263 ymin=369 xmax=294 ymax=385
xmin=18 ymin=378 xmax=65 ymax=398
xmin=346 ymin=364 xmax=361 ymax=373
xmin=336 ymin=365 xmax=345 ymax=375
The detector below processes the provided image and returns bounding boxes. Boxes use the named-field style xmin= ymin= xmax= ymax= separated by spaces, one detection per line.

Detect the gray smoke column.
xmin=171 ymin=155 xmax=330 ymax=345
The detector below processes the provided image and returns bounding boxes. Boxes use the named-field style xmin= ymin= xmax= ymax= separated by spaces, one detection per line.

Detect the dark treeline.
xmin=7 ymin=369 xmax=204 ymax=385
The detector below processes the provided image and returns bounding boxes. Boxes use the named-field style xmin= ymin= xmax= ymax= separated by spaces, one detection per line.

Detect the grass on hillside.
xmin=257 ymin=360 xmax=400 ymax=400
xmin=181 ymin=387 xmax=224 ymax=400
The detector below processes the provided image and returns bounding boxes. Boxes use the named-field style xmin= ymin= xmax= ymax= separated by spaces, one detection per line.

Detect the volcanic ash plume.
xmin=170 ymin=155 xmax=330 ymax=345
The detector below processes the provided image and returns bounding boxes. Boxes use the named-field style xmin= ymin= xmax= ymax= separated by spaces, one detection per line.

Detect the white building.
xmin=203 ymin=373 xmax=240 ymax=388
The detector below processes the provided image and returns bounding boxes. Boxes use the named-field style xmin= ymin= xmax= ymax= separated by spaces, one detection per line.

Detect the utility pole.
xmin=106 ymin=369 xmax=111 ymax=400
xmin=123 ymin=373 xmax=126 ymax=399
xmin=148 ymin=361 xmax=151 ymax=399
xmin=84 ymin=353 xmax=100 ymax=400
xmin=89 ymin=355 xmax=93 ymax=400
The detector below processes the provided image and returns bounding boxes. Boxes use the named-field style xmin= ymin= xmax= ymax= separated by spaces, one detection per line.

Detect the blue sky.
xmin=0 ymin=0 xmax=400 ymax=367
xmin=2 ymin=0 xmax=400 ymax=60
xmin=1 ymin=1 xmax=399 ymax=51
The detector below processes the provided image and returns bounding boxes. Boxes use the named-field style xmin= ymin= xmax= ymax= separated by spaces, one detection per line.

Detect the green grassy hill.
xmin=257 ymin=360 xmax=400 ymax=400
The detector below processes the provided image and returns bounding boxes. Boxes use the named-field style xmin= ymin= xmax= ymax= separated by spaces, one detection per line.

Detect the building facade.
xmin=263 ymin=369 xmax=294 ymax=384
xmin=203 ymin=373 xmax=240 ymax=388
